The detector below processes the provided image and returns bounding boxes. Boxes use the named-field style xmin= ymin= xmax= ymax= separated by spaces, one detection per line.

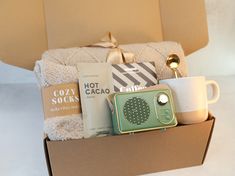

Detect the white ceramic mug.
xmin=159 ymin=76 xmax=220 ymax=124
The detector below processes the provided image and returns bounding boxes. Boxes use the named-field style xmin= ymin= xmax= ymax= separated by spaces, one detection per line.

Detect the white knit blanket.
xmin=34 ymin=41 xmax=187 ymax=140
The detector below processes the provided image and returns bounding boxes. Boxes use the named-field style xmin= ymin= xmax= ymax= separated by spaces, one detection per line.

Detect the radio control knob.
xmin=157 ymin=93 xmax=169 ymax=105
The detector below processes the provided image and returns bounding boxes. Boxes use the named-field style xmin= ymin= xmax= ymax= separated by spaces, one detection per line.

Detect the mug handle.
xmin=206 ymin=80 xmax=220 ymax=104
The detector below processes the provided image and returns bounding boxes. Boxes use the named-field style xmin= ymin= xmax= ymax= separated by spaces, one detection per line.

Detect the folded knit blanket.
xmin=34 ymin=41 xmax=187 ymax=141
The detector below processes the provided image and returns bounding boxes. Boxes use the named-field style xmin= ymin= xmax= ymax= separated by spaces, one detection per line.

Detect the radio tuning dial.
xmin=157 ymin=93 xmax=169 ymax=105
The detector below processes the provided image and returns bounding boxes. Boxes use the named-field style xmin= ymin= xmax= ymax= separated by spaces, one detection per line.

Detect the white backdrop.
xmin=187 ymin=0 xmax=235 ymax=76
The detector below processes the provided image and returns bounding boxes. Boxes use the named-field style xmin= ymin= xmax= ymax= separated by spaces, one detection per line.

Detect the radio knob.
xmin=157 ymin=93 xmax=169 ymax=105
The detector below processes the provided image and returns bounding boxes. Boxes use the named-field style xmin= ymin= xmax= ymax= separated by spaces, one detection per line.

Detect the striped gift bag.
xmin=111 ymin=62 xmax=158 ymax=92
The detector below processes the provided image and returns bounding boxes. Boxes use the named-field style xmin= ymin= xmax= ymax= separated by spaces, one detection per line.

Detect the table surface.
xmin=0 ymin=75 xmax=235 ymax=176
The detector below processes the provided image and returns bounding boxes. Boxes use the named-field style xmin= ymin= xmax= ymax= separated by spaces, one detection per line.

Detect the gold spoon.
xmin=166 ymin=54 xmax=182 ymax=78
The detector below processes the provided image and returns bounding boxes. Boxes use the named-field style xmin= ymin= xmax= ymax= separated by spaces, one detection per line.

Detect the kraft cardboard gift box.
xmin=44 ymin=115 xmax=215 ymax=176
xmin=0 ymin=0 xmax=215 ymax=175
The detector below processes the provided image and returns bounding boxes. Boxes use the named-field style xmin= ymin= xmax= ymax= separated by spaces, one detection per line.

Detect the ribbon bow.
xmin=90 ymin=32 xmax=136 ymax=64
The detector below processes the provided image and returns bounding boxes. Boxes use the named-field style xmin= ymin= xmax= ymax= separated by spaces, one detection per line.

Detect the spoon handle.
xmin=173 ymin=69 xmax=178 ymax=78
xmin=176 ymin=69 xmax=183 ymax=77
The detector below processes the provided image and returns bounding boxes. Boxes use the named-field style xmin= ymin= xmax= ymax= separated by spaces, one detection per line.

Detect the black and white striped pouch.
xmin=111 ymin=62 xmax=158 ymax=92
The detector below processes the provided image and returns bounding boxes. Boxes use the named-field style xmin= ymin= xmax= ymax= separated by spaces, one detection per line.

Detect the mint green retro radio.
xmin=110 ymin=85 xmax=178 ymax=134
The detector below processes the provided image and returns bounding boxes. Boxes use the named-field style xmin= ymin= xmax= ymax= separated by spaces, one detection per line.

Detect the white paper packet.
xmin=77 ymin=63 xmax=114 ymax=138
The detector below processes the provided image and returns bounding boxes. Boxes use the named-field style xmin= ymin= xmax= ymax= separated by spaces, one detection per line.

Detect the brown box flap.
xmin=160 ymin=0 xmax=209 ymax=55
xmin=0 ymin=0 xmax=47 ymax=69
xmin=44 ymin=0 xmax=163 ymax=49
xmin=44 ymin=0 xmax=208 ymax=54
xmin=0 ymin=0 xmax=208 ymax=70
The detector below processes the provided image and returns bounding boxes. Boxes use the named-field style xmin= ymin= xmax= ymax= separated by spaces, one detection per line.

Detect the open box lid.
xmin=0 ymin=0 xmax=208 ymax=70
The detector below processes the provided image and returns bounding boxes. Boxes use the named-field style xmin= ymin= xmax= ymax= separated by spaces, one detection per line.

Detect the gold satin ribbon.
xmin=89 ymin=32 xmax=135 ymax=64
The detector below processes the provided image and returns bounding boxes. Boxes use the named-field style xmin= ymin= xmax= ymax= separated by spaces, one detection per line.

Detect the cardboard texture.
xmin=0 ymin=0 xmax=47 ymax=69
xmin=42 ymin=0 xmax=212 ymax=174
xmin=1 ymin=0 xmax=208 ymax=70
xmin=45 ymin=116 xmax=215 ymax=176
xmin=1 ymin=0 xmax=214 ymax=175
xmin=44 ymin=0 xmax=208 ymax=55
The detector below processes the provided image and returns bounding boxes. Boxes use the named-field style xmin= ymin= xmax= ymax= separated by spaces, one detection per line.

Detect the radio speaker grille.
xmin=123 ymin=97 xmax=150 ymax=125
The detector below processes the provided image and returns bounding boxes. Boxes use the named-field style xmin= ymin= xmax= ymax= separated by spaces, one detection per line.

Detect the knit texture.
xmin=34 ymin=41 xmax=187 ymax=141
